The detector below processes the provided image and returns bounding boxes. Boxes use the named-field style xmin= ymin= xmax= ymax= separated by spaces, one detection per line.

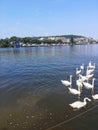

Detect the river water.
xmin=0 ymin=44 xmax=98 ymax=130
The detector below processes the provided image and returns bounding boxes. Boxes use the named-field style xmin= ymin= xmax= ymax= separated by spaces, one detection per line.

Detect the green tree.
xmin=70 ymin=37 xmax=75 ymax=44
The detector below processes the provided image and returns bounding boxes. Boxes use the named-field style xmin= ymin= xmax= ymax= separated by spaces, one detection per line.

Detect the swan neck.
xmin=92 ymin=79 xmax=95 ymax=87
xmin=84 ymin=98 xmax=90 ymax=103
xmin=84 ymin=98 xmax=88 ymax=103
xmin=70 ymin=76 xmax=72 ymax=83
xmin=78 ymin=85 xmax=80 ymax=91
xmin=92 ymin=88 xmax=94 ymax=95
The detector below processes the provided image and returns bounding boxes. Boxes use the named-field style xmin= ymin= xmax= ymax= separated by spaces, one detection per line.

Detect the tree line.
xmin=0 ymin=36 xmax=65 ymax=48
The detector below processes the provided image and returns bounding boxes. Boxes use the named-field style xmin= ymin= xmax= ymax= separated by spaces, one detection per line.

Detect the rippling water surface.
xmin=0 ymin=44 xmax=98 ymax=130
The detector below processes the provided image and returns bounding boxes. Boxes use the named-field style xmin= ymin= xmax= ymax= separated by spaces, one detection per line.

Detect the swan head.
xmin=70 ymin=75 xmax=72 ymax=77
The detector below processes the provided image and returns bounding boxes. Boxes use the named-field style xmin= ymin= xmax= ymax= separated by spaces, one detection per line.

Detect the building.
xmin=13 ymin=41 xmax=21 ymax=47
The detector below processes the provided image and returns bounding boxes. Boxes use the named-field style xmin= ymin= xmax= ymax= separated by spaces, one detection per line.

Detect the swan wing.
xmin=83 ymin=82 xmax=92 ymax=89
xmin=61 ymin=80 xmax=71 ymax=86
xmin=89 ymin=65 xmax=95 ymax=69
xmin=76 ymin=80 xmax=83 ymax=87
xmin=92 ymin=94 xmax=98 ymax=99
xmin=86 ymin=74 xmax=94 ymax=79
xmin=69 ymin=101 xmax=85 ymax=109
xmin=68 ymin=88 xmax=80 ymax=95
xmin=76 ymin=70 xmax=81 ymax=75
xmin=87 ymin=69 xmax=94 ymax=75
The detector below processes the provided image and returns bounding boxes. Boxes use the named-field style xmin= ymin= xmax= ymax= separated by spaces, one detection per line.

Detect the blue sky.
xmin=0 ymin=0 xmax=98 ymax=39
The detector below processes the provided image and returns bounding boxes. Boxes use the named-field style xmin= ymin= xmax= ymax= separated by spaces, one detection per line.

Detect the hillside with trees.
xmin=0 ymin=35 xmax=96 ymax=48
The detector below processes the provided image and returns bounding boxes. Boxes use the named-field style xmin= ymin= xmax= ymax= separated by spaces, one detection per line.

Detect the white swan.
xmin=76 ymin=79 xmax=83 ymax=92
xmin=92 ymin=94 xmax=98 ymax=100
xmin=88 ymin=61 xmax=92 ymax=67
xmin=76 ymin=68 xmax=81 ymax=75
xmin=79 ymin=74 xmax=87 ymax=82
xmin=80 ymin=64 xmax=84 ymax=70
xmin=61 ymin=75 xmax=72 ymax=87
xmin=83 ymin=78 xmax=95 ymax=89
xmin=88 ymin=61 xmax=95 ymax=69
xmin=68 ymin=77 xmax=83 ymax=95
xmin=86 ymin=73 xmax=94 ymax=80
xmin=69 ymin=97 xmax=91 ymax=109
xmin=68 ymin=86 xmax=81 ymax=95
xmin=92 ymin=84 xmax=98 ymax=100
xmin=86 ymin=66 xmax=94 ymax=75
xmin=90 ymin=63 xmax=95 ymax=69
xmin=76 ymin=78 xmax=83 ymax=87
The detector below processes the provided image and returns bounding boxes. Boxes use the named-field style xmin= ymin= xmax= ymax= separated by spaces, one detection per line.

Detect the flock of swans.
xmin=61 ymin=61 xmax=98 ymax=109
